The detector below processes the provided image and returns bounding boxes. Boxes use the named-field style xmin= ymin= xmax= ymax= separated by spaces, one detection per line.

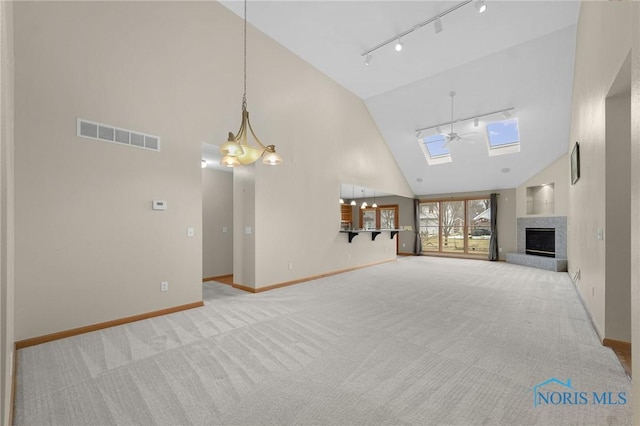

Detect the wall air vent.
xmin=77 ymin=118 xmax=161 ymax=152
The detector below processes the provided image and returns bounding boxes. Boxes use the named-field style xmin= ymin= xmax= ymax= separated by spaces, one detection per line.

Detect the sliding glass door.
xmin=419 ymin=197 xmax=491 ymax=256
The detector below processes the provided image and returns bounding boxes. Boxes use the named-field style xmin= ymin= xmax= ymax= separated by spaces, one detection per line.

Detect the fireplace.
xmin=525 ymin=228 xmax=555 ymax=258
xmin=508 ymin=217 xmax=566 ymax=271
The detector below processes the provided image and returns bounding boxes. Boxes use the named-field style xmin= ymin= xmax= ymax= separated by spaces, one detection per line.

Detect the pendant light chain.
xmin=242 ymin=0 xmax=247 ymax=111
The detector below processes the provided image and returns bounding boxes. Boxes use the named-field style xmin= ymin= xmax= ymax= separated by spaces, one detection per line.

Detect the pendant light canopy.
xmin=219 ymin=0 xmax=283 ymax=168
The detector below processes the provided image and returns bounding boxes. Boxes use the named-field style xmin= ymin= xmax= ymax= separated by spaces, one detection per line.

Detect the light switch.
xmin=245 ymin=226 xmax=252 ymax=235
xmin=187 ymin=227 xmax=195 ymax=237
xmin=222 ymin=226 xmax=228 ymax=233
xmin=597 ymin=228 xmax=604 ymax=240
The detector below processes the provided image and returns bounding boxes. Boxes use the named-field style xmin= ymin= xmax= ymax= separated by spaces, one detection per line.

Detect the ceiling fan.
xmin=433 ymin=91 xmax=478 ymax=147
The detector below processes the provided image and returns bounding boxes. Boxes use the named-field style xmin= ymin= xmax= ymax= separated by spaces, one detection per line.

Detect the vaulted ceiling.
xmin=214 ymin=0 xmax=580 ymax=195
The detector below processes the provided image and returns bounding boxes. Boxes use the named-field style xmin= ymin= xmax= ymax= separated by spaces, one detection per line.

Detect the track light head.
xmin=502 ymin=110 xmax=511 ymax=119
xmin=395 ymin=38 xmax=403 ymax=52
xmin=473 ymin=118 xmax=479 ymax=127
xmin=474 ymin=0 xmax=487 ymax=14
xmin=434 ymin=17 xmax=443 ymax=34
xmin=364 ymin=53 xmax=372 ymax=66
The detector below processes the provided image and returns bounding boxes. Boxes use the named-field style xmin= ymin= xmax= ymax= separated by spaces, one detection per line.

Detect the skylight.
xmin=418 ymin=134 xmax=452 ymax=165
xmin=486 ymin=118 xmax=520 ymax=156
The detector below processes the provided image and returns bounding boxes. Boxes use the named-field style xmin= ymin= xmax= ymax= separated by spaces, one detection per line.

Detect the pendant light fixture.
xmin=350 ymin=185 xmax=357 ymax=206
xmin=360 ymin=189 xmax=368 ymax=209
xmin=372 ymin=191 xmax=378 ymax=209
xmin=219 ymin=0 xmax=283 ymax=167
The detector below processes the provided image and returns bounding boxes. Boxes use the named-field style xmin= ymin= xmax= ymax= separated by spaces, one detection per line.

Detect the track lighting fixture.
xmin=474 ymin=0 xmax=487 ymax=14
xmin=416 ymin=106 xmax=515 ymax=135
xmin=434 ymin=17 xmax=443 ymax=34
xmin=361 ymin=0 xmax=488 ymax=62
xmin=395 ymin=38 xmax=403 ymax=52
xmin=201 ymin=159 xmax=207 ymax=168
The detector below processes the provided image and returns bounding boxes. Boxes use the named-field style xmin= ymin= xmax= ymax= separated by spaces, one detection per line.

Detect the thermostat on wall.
xmin=152 ymin=200 xmax=167 ymax=210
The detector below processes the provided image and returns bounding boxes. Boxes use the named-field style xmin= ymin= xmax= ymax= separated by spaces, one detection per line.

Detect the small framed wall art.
xmin=571 ymin=142 xmax=580 ymax=185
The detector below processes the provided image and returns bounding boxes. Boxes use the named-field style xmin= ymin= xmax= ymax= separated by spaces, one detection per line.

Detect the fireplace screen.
xmin=525 ymin=228 xmax=555 ymax=258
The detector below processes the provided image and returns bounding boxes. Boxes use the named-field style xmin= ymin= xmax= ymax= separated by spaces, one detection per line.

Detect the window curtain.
xmin=414 ymin=199 xmax=422 ymax=255
xmin=488 ymin=193 xmax=499 ymax=261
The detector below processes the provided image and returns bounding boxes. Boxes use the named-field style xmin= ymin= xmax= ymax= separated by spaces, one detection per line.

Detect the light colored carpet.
xmin=14 ymin=257 xmax=632 ymax=425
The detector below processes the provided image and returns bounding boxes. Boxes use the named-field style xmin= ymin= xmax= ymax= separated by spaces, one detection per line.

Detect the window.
xmin=467 ymin=199 xmax=492 ymax=254
xmin=419 ymin=197 xmax=491 ymax=256
xmin=359 ymin=205 xmax=400 ymax=253
xmin=486 ymin=118 xmax=520 ymax=156
xmin=359 ymin=205 xmax=398 ymax=230
xmin=418 ymin=134 xmax=452 ymax=165
xmin=420 ymin=202 xmax=440 ymax=251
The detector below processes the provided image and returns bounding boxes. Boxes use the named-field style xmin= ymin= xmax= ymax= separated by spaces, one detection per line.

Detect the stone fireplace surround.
xmin=506 ymin=216 xmax=567 ymax=272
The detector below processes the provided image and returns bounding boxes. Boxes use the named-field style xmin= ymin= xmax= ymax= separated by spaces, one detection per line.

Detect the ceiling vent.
xmin=76 ymin=118 xmax=160 ymax=152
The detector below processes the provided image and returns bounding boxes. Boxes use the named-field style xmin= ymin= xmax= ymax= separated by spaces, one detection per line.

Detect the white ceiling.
xmin=212 ymin=0 xmax=581 ymax=195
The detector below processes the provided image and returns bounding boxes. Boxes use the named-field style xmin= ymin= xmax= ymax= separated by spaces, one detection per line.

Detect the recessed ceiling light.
xmin=416 ymin=177 xmax=424 ymax=182
xmin=501 ymin=168 xmax=511 ymax=173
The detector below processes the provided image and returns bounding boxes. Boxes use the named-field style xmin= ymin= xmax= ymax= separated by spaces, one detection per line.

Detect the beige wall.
xmin=14 ymin=1 xmax=223 ymax=340
xmin=202 ymin=168 xmax=233 ymax=279
xmin=630 ymin=5 xmax=640 ymax=424
xmin=417 ymin=189 xmax=516 ymax=260
xmin=568 ymin=1 xmax=638 ymax=341
xmin=605 ymin=90 xmax=631 ymax=342
xmin=0 ymin=1 xmax=14 ymax=424
xmin=13 ymin=1 xmax=414 ymax=327
xmin=224 ymin=17 xmax=413 ymax=289
xmin=515 ymin=153 xmax=569 ymax=218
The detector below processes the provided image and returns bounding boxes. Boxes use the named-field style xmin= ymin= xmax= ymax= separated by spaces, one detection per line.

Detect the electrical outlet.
xmin=402 ymin=243 xmax=406 ymax=248
xmin=187 ymin=227 xmax=195 ymax=237
xmin=161 ymin=281 xmax=169 ymax=292
xmin=288 ymin=262 xmax=294 ymax=271
xmin=499 ymin=247 xmax=503 ymax=252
